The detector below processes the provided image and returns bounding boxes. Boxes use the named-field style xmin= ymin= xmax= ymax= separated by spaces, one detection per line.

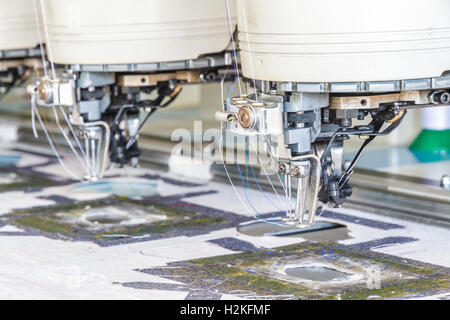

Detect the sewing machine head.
xmin=26 ymin=0 xmax=237 ymax=180
xmin=217 ymin=0 xmax=450 ymax=226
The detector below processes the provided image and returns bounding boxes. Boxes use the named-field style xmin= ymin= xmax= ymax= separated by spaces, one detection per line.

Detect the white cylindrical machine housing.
xmin=237 ymin=0 xmax=450 ymax=82
xmin=41 ymin=0 xmax=236 ymax=65
xmin=0 ymin=0 xmax=39 ymax=51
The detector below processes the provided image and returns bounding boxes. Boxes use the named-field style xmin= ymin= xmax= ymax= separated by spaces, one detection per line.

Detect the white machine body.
xmin=237 ymin=0 xmax=450 ymax=82
xmin=41 ymin=0 xmax=237 ymax=65
xmin=0 ymin=0 xmax=39 ymax=51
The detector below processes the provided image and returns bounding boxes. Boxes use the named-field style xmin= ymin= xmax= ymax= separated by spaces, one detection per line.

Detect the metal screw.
xmin=441 ymin=175 xmax=450 ymax=190
xmin=441 ymin=92 xmax=450 ymax=104
xmin=291 ymin=168 xmax=301 ymax=177
xmin=37 ymin=81 xmax=51 ymax=101
xmin=432 ymin=91 xmax=450 ymax=104
xmin=278 ymin=164 xmax=286 ymax=174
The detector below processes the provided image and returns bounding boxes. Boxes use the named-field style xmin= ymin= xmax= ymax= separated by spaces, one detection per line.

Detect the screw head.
xmin=291 ymin=168 xmax=300 ymax=177
xmin=37 ymin=81 xmax=51 ymax=102
xmin=343 ymin=160 xmax=351 ymax=171
xmin=440 ymin=92 xmax=450 ymax=104
xmin=237 ymin=106 xmax=255 ymax=129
